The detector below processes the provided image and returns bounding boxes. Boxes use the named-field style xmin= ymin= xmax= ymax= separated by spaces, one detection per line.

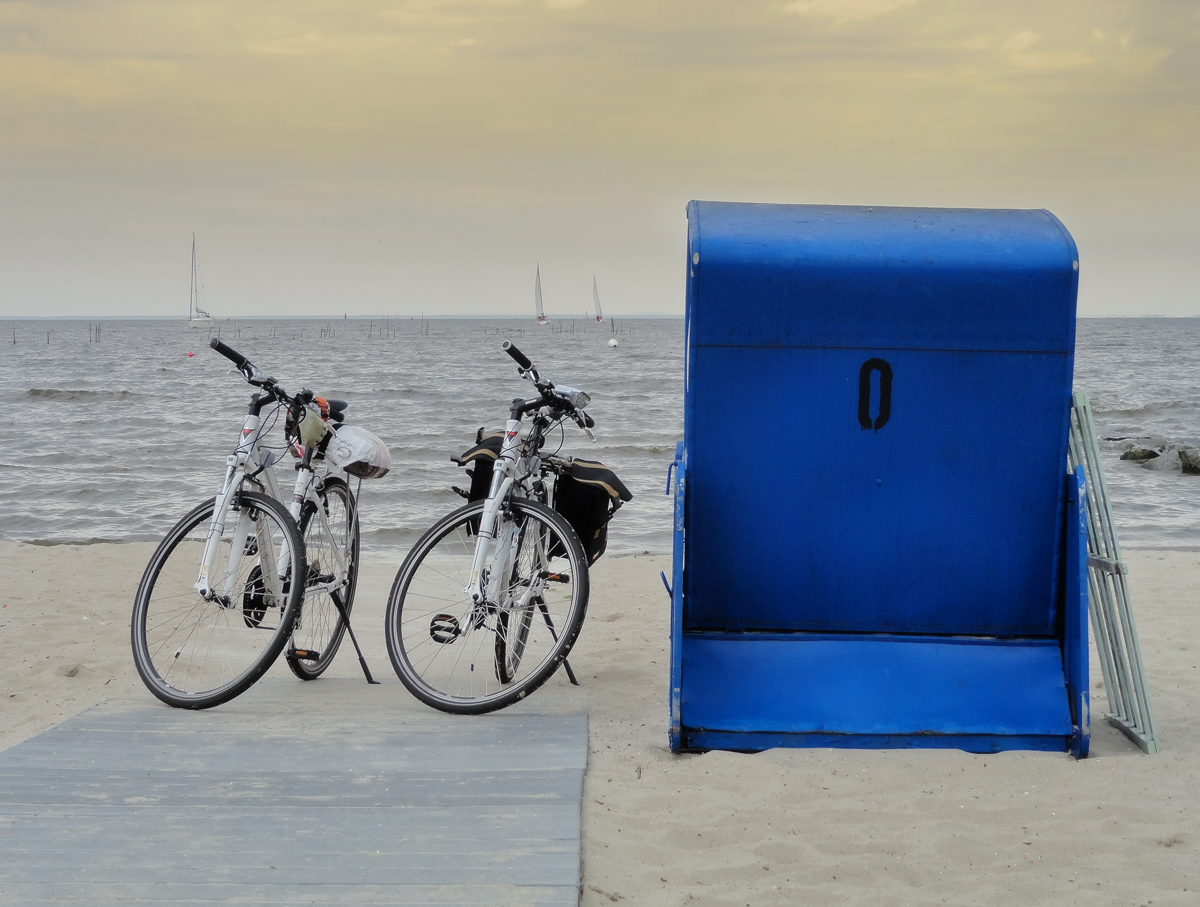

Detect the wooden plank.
xmin=0 ymin=680 xmax=586 ymax=906
xmin=0 ymin=771 xmax=584 ymax=808
xmin=0 ymin=882 xmax=578 ymax=905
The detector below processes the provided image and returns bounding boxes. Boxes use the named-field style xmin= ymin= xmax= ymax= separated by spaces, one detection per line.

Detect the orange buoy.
xmin=187 ymin=351 xmax=194 ymax=357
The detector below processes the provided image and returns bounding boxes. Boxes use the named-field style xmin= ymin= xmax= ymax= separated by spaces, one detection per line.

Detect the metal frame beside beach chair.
xmin=669 ymin=201 xmax=1089 ymax=757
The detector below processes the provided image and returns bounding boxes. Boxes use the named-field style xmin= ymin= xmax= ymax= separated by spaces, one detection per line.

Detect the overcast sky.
xmin=1 ymin=0 xmax=1196 ymax=318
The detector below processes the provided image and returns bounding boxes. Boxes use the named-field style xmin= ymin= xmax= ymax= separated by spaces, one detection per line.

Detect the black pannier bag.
xmin=451 ymin=431 xmax=632 ymax=564
xmin=451 ymin=429 xmax=505 ymax=503
xmin=551 ymin=459 xmax=633 ymax=565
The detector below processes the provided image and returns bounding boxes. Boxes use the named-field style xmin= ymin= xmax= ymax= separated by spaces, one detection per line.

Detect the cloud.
xmin=783 ymin=0 xmax=920 ymax=22
xmin=1002 ymin=30 xmax=1092 ymax=70
xmin=246 ymin=32 xmax=322 ymax=56
xmin=0 ymin=0 xmax=1195 ymax=317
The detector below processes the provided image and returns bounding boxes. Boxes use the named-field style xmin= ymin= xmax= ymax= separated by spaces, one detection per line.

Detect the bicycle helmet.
xmin=326 ymin=424 xmax=391 ymax=479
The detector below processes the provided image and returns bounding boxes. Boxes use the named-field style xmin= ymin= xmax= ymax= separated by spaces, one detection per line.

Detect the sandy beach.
xmin=1 ymin=541 xmax=1197 ymax=905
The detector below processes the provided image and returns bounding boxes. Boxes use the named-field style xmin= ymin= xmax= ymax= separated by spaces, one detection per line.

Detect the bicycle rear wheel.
xmin=131 ymin=491 xmax=305 ymax=709
xmin=385 ymin=499 xmax=589 ymax=714
xmin=287 ymin=476 xmax=359 ymax=680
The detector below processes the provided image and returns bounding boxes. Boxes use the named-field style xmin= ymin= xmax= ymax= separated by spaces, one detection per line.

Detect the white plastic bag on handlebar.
xmin=326 ymin=424 xmax=391 ymax=479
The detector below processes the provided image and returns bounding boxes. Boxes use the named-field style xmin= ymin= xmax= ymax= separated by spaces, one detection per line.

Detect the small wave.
xmin=1092 ymin=399 xmax=1198 ymax=416
xmin=26 ymin=388 xmax=135 ymax=401
xmin=370 ymin=388 xmax=426 ymax=399
xmin=361 ymin=526 xmax=423 ymax=546
xmin=591 ymin=444 xmax=679 ymax=455
xmin=1091 ymin=404 xmax=1156 ymax=416
xmin=27 ymin=536 xmax=129 ymax=547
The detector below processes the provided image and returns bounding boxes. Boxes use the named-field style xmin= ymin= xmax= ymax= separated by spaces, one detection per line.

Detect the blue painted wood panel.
xmin=683 ymin=202 xmax=1077 ymax=636
xmin=680 ymin=636 xmax=1072 ymax=740
xmin=686 ymin=344 xmax=1070 ymax=634
xmin=687 ymin=202 xmax=1078 ymax=353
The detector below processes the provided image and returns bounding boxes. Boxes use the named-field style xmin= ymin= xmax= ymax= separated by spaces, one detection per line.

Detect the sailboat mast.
xmin=535 ymin=264 xmax=548 ymax=324
xmin=189 ymin=233 xmax=197 ymax=321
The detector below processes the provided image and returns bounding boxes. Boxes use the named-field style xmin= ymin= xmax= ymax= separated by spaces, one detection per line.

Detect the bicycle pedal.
xmin=429 ymin=614 xmax=461 ymax=644
xmin=291 ymin=648 xmax=321 ymax=661
xmin=541 ymin=572 xmax=571 ymax=583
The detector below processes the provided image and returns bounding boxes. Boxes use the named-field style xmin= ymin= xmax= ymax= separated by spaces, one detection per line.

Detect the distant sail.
xmin=593 ymin=277 xmax=604 ymax=323
xmin=188 ymin=233 xmax=214 ymax=329
xmin=535 ymin=265 xmax=549 ymax=325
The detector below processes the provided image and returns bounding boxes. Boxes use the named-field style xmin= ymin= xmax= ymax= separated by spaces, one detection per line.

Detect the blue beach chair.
xmin=668 ymin=201 xmax=1089 ymax=757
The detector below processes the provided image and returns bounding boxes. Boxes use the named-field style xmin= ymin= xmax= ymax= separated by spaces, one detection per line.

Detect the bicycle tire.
xmin=495 ymin=512 xmax=543 ymax=683
xmin=131 ymin=491 xmax=305 ymax=709
xmin=286 ymin=476 xmax=359 ymax=680
xmin=385 ymin=498 xmax=589 ymax=714
xmin=495 ymin=596 xmax=537 ymax=683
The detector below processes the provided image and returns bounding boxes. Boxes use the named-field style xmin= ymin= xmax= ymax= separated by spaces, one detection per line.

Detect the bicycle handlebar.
xmin=502 ymin=341 xmax=533 ymax=370
xmin=502 ymin=340 xmax=596 ymax=438
xmin=207 ymin=341 xmax=344 ymax=450
xmin=208 ymin=338 xmax=310 ymax=410
xmin=209 ymin=338 xmax=249 ymax=370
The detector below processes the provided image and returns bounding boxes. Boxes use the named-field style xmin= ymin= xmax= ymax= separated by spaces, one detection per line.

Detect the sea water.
xmin=1 ymin=317 xmax=1197 ymax=551
xmin=1075 ymin=318 xmax=1200 ymax=547
xmin=0 ymin=317 xmax=682 ymax=555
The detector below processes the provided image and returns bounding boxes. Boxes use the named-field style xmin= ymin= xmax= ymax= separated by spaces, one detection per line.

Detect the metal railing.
xmin=1068 ymin=392 xmax=1159 ymax=753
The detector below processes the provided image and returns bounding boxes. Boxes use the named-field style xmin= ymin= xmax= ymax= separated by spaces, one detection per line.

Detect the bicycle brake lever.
xmin=518 ymin=365 xmax=543 ymax=385
xmin=245 ymin=365 xmax=273 ymax=387
xmin=575 ymin=411 xmax=596 ymax=442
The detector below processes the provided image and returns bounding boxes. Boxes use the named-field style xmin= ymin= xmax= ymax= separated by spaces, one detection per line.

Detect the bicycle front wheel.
xmin=287 ymin=477 xmax=359 ymax=680
xmin=131 ymin=491 xmax=305 ymax=709
xmin=385 ymin=499 xmax=589 ymax=714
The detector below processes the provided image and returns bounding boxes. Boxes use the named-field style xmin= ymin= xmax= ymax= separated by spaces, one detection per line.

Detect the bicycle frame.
xmin=462 ymin=343 xmax=597 ymax=609
xmin=465 ymin=417 xmax=535 ymax=606
xmin=193 ymin=394 xmax=349 ymax=608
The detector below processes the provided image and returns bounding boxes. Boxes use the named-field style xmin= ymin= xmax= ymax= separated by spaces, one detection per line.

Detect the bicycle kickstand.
xmin=331 ymin=591 xmax=381 ymax=684
xmin=536 ymin=601 xmax=580 ymax=686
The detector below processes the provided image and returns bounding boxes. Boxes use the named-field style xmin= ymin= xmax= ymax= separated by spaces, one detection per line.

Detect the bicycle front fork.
xmin=194 ymin=479 xmax=293 ymax=607
xmin=466 ymin=475 xmax=515 ymax=604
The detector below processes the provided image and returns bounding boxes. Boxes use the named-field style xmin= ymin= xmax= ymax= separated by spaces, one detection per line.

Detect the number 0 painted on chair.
xmin=858 ymin=358 xmax=892 ymax=432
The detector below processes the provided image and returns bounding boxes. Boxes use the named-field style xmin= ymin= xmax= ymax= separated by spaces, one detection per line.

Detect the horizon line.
xmin=0 ymin=313 xmax=688 ymax=322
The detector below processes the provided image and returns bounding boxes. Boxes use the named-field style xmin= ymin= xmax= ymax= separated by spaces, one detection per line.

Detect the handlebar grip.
xmin=209 ymin=338 xmax=249 ymax=370
xmin=583 ymin=412 xmax=595 ymax=429
xmin=502 ymin=341 xmax=533 ymax=370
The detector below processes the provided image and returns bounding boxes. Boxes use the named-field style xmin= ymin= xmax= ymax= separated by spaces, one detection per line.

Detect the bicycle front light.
xmin=555 ymin=386 xmax=591 ymax=410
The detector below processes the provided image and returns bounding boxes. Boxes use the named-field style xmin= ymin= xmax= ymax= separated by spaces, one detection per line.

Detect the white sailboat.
xmin=535 ymin=264 xmax=549 ymax=325
xmin=593 ymin=277 xmax=604 ymax=323
xmin=188 ymin=234 xmax=215 ymax=329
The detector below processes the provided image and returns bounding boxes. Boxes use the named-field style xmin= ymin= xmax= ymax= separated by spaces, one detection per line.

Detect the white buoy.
xmin=608 ymin=338 xmax=618 ymax=348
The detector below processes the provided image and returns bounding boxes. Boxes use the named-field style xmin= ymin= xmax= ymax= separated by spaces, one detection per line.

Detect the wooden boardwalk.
xmin=0 ymin=679 xmax=587 ymax=905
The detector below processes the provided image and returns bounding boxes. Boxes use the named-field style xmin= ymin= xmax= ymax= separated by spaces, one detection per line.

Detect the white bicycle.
xmin=384 ymin=341 xmax=629 ymax=714
xmin=131 ymin=338 xmax=386 ymax=709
